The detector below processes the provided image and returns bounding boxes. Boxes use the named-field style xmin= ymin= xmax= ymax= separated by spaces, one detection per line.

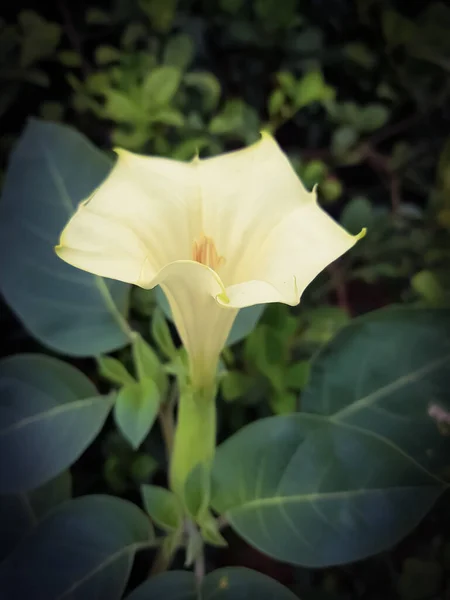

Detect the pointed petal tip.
xmin=356 ymin=227 xmax=367 ymax=241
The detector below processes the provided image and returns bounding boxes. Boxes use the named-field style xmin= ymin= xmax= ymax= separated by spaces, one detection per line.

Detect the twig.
xmin=328 ymin=262 xmax=350 ymax=314
xmin=57 ymin=0 xmax=91 ymax=77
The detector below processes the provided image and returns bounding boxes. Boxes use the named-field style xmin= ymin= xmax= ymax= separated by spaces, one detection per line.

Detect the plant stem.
xmin=169 ymin=384 xmax=217 ymax=507
xmin=158 ymin=384 xmax=177 ymax=460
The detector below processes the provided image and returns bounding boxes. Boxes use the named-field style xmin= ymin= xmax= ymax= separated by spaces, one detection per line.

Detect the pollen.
xmin=192 ymin=234 xmax=225 ymax=271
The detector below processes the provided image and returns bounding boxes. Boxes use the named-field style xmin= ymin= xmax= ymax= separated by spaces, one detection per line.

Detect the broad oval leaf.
xmin=212 ymin=413 xmax=444 ymax=567
xmin=0 ymin=354 xmax=113 ymax=493
xmin=302 ymin=307 xmax=450 ymax=473
xmin=0 ymin=471 xmax=71 ymax=562
xmin=0 ymin=495 xmax=154 ymax=600
xmin=0 ymin=118 xmax=131 ymax=356
xmin=126 ymin=567 xmax=298 ymax=599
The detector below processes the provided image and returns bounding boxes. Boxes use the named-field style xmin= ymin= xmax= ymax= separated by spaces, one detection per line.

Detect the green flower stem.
xmin=169 ymin=384 xmax=217 ymax=510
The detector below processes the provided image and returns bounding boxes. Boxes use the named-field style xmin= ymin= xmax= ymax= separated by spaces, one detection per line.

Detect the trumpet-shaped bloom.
xmin=56 ymin=133 xmax=364 ymax=388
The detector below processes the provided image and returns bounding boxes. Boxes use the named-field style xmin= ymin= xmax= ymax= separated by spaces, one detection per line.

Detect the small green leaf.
xmin=58 ymin=50 xmax=81 ymax=67
xmin=219 ymin=0 xmax=245 ymax=14
xmin=163 ymin=33 xmax=194 ymax=70
xmin=286 ymin=360 xmax=310 ymax=390
xmin=357 ymin=104 xmax=390 ymax=132
xmin=221 ymin=371 xmax=253 ymax=402
xmin=184 ymin=72 xmax=221 ymax=111
xmin=344 ymin=42 xmax=376 ymax=69
xmin=269 ymin=391 xmax=297 ymax=415
xmin=340 ymin=196 xmax=373 ymax=234
xmin=141 ymin=484 xmax=184 ymax=531
xmin=151 ymin=307 xmax=177 ymax=359
xmin=18 ymin=10 xmax=61 ymax=67
xmin=331 ymin=126 xmax=359 ymax=155
xmin=105 ymin=90 xmax=143 ymax=124
xmin=320 ymin=177 xmax=343 ymax=203
xmin=149 ymin=107 xmax=185 ymax=127
xmin=85 ymin=8 xmax=110 ymax=25
xmin=142 ymin=66 xmax=182 ymax=108
xmin=132 ymin=333 xmax=167 ymax=394
xmin=95 ymin=45 xmax=122 ymax=65
xmin=295 ymin=70 xmax=335 ymax=109
xmin=114 ymin=379 xmax=160 ymax=449
xmin=97 ymin=355 xmax=135 ymax=387
xmin=199 ymin=511 xmax=227 ymax=547
xmin=276 ymin=71 xmax=296 ymax=96
xmin=268 ymin=88 xmax=285 ymax=116
xmin=139 ymin=0 xmax=178 ymax=32
xmin=411 ymin=271 xmax=445 ymax=306
xmin=302 ymin=160 xmax=329 ymax=187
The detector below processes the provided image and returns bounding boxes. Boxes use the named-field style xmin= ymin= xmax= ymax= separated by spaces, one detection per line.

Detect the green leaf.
xmin=105 ymin=90 xmax=143 ymax=124
xmin=141 ymin=484 xmax=184 ymax=531
xmin=320 ymin=177 xmax=343 ymax=203
xmin=0 ymin=472 xmax=71 ymax=562
xmin=163 ymin=34 xmax=194 ymax=70
xmin=0 ymin=119 xmax=131 ymax=356
xmin=114 ymin=380 xmax=160 ymax=449
xmin=331 ymin=126 xmax=359 ymax=155
xmin=85 ymin=8 xmax=111 ymax=25
xmin=254 ymin=0 xmax=298 ymax=29
xmin=126 ymin=567 xmax=299 ymax=599
xmin=411 ymin=271 xmax=446 ymax=306
xmin=295 ymin=70 xmax=335 ymax=109
xmin=142 ymin=66 xmax=182 ymax=108
xmin=340 ymin=196 xmax=373 ymax=234
xmin=286 ymin=360 xmax=310 ymax=390
xmin=302 ymin=308 xmax=450 ymax=472
xmin=132 ymin=332 xmax=167 ymax=394
xmin=95 ymin=45 xmax=122 ymax=65
xmin=139 ymin=0 xmax=178 ymax=32
xmin=212 ymin=412 xmax=443 ymax=567
xmin=268 ymin=88 xmax=285 ymax=116
xmin=276 ymin=71 xmax=297 ymax=96
xmin=58 ymin=50 xmax=82 ymax=67
xmin=357 ymin=104 xmax=389 ymax=132
xmin=0 ymin=496 xmax=154 ymax=600
xmin=97 ymin=355 xmax=135 ymax=387
xmin=0 ymin=354 xmax=113 ymax=494
xmin=221 ymin=371 xmax=254 ymax=402
xmin=18 ymin=10 xmax=61 ymax=67
xmin=184 ymin=72 xmax=221 ymax=111
xmin=149 ymin=107 xmax=185 ymax=127
xmin=344 ymin=42 xmax=376 ymax=69
xmin=151 ymin=307 xmax=177 ymax=359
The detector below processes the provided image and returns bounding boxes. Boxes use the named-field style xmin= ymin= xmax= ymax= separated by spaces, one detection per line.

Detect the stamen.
xmin=192 ymin=235 xmax=225 ymax=271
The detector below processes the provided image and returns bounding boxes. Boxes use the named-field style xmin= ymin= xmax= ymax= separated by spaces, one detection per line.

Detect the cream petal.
xmin=217 ymin=200 xmax=365 ymax=308
xmin=151 ymin=260 xmax=238 ymax=388
xmin=197 ymin=132 xmax=315 ymax=285
xmin=59 ymin=149 xmax=199 ymax=274
xmin=55 ymin=209 xmax=154 ymax=285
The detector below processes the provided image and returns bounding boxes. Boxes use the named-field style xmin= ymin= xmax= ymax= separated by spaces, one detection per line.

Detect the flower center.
xmin=192 ymin=235 xmax=225 ymax=271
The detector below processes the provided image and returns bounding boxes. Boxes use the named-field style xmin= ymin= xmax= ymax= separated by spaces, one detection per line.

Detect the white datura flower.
xmin=56 ymin=133 xmax=364 ymax=389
